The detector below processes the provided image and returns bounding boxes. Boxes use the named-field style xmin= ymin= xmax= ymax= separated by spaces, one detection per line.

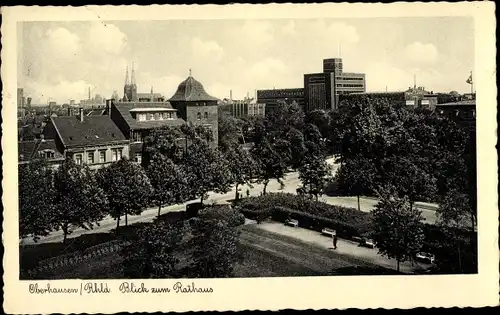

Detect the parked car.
xmin=321 ymin=227 xmax=335 ymax=237
xmin=359 ymin=237 xmax=376 ymax=248
xmin=285 ymin=218 xmax=299 ymax=227
xmin=416 ymin=252 xmax=435 ymax=264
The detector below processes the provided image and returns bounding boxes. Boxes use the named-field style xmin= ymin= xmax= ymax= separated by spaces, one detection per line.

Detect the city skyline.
xmin=18 ymin=17 xmax=474 ymax=104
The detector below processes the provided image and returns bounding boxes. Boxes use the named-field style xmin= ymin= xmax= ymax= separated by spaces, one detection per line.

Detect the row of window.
xmin=74 ymin=148 xmax=124 ymax=165
xmin=336 ymin=77 xmax=364 ymax=81
xmin=336 ymin=84 xmax=365 ymax=88
xmin=136 ymin=112 xmax=175 ymax=122
xmin=196 ymin=112 xmax=209 ymax=120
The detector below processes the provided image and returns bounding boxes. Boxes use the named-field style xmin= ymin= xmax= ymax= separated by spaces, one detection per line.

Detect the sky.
xmin=18 ymin=17 xmax=474 ymax=105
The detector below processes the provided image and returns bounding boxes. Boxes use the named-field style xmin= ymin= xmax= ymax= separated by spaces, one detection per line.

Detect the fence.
xmin=23 ymin=240 xmax=131 ymax=278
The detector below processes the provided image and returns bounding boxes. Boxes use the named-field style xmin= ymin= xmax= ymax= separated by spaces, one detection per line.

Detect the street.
xmin=21 ymin=160 xmax=439 ymax=245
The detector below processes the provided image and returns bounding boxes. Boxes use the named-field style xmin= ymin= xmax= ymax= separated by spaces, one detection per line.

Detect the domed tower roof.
xmin=169 ymin=72 xmax=219 ymax=102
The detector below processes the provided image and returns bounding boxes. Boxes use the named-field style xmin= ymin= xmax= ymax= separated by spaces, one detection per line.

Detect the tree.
xmin=224 ymin=145 xmax=258 ymax=200
xmin=187 ymin=207 xmax=241 ymax=278
xmin=335 ymin=155 xmax=376 ymax=210
xmin=218 ymin=111 xmax=244 ymax=152
xmin=143 ymin=125 xmax=185 ymax=167
xmin=97 ymin=158 xmax=153 ymax=230
xmin=371 ymin=187 xmax=425 ymax=272
xmin=53 ymin=158 xmax=108 ymax=244
xmin=121 ymin=220 xmax=186 ymax=278
xmin=182 ymin=137 xmax=232 ymax=204
xmin=147 ymin=153 xmax=189 ymax=217
xmin=251 ymin=136 xmax=290 ymax=195
xmin=18 ymin=159 xmax=56 ymax=242
xmin=298 ymin=154 xmax=332 ymax=202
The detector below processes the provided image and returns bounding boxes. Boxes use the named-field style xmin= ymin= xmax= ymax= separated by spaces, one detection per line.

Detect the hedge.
xmin=234 ymin=193 xmax=373 ymax=240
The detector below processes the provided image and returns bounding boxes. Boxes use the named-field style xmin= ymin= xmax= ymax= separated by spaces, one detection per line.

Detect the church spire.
xmin=131 ymin=62 xmax=136 ymax=85
xmin=125 ymin=65 xmax=130 ymax=85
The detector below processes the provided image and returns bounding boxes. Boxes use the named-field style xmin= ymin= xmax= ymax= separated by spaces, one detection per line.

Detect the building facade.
xmin=256 ymin=88 xmax=305 ymax=114
xmin=304 ymin=58 xmax=366 ymax=112
xmin=18 ymin=138 xmax=65 ymax=167
xmin=339 ymin=92 xmax=407 ymax=107
xmin=435 ymin=100 xmax=476 ymax=134
xmin=219 ymin=99 xmax=266 ymax=118
xmin=404 ymin=86 xmax=438 ymax=109
xmin=43 ymin=108 xmax=130 ymax=170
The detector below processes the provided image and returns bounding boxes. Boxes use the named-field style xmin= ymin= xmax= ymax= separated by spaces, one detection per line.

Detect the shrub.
xmin=235 ymin=193 xmax=372 ymax=238
xmin=198 ymin=205 xmax=245 ymax=227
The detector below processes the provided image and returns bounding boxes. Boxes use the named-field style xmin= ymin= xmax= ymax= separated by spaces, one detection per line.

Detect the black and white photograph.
xmin=2 ymin=3 xmax=498 ymax=313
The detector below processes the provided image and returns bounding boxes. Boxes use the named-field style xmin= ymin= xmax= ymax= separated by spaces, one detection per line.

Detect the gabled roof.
xmin=51 ymin=115 xmax=128 ymax=148
xmin=169 ymin=76 xmax=219 ymax=102
xmin=18 ymin=139 xmax=64 ymax=162
xmin=113 ymin=101 xmax=185 ymax=131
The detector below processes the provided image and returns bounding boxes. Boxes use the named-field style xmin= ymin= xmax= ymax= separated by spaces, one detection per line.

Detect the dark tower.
xmin=130 ymin=62 xmax=138 ymax=101
xmin=123 ymin=65 xmax=131 ymax=101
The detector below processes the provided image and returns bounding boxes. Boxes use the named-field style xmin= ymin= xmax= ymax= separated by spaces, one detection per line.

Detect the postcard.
xmin=2 ymin=3 xmax=498 ymax=313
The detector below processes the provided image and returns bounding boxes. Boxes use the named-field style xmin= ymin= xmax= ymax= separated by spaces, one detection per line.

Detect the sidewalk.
xmin=248 ymin=220 xmax=431 ymax=274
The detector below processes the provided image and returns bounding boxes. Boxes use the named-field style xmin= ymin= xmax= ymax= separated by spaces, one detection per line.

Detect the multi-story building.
xmin=43 ymin=108 xmax=130 ymax=170
xmin=256 ymin=88 xmax=305 ymax=114
xmin=18 ymin=137 xmax=65 ymax=167
xmin=435 ymin=99 xmax=476 ymax=134
xmin=219 ymin=97 xmax=266 ymax=118
xmin=339 ymin=92 xmax=407 ymax=107
xmin=304 ymin=58 xmax=366 ymax=112
xmin=108 ymin=69 xmax=220 ymax=162
xmin=404 ymin=86 xmax=438 ymax=109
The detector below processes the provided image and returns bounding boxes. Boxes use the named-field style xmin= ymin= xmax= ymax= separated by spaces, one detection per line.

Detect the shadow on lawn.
xmin=20 ymin=211 xmax=187 ymax=272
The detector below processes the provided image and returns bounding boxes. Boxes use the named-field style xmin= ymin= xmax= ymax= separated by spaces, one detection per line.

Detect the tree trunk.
xmin=62 ymin=224 xmax=68 ymax=245
xmin=200 ymin=194 xmax=204 ymax=204
xmin=158 ymin=204 xmax=162 ymax=217
xmin=235 ymin=183 xmax=239 ymax=200
xmin=125 ymin=213 xmax=128 ymax=226
xmin=457 ymin=240 xmax=462 ymax=273
xmin=315 ymin=194 xmax=319 ymax=202
xmin=357 ymin=195 xmax=361 ymax=211
xmin=116 ymin=215 xmax=120 ymax=233
xmin=397 ymin=259 xmax=400 ymax=272
xmin=263 ymin=181 xmax=268 ymax=195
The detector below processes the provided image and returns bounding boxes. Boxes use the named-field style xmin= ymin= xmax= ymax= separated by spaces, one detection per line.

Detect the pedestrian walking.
xmin=332 ymin=230 xmax=338 ymax=250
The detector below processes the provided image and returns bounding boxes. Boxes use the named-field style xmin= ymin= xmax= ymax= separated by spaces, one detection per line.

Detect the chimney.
xmin=79 ymin=108 xmax=84 ymax=122
xmin=230 ymin=90 xmax=233 ymax=101
xmin=106 ymin=99 xmax=112 ymax=117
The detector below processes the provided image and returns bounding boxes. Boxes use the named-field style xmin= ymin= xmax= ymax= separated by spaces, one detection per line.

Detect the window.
xmin=112 ymin=148 xmax=123 ymax=161
xmin=75 ymin=154 xmax=83 ymax=165
xmin=135 ymin=153 xmax=142 ymax=164
xmin=147 ymin=113 xmax=153 ymax=121
xmin=99 ymin=150 xmax=106 ymax=163
xmin=197 ymin=112 xmax=201 ymax=120
xmin=154 ymin=113 xmax=160 ymax=120
xmin=204 ymin=112 xmax=208 ymax=119
xmin=137 ymin=113 xmax=146 ymax=122
xmin=87 ymin=152 xmax=94 ymax=164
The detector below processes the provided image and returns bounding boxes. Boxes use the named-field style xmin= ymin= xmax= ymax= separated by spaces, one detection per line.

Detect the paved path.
xmin=245 ymin=220 xmax=432 ymax=274
xmin=22 ymin=161 xmax=440 ymax=245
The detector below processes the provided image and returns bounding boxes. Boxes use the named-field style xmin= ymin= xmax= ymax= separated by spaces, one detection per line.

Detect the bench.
xmin=321 ymin=228 xmax=335 ymax=237
xmin=285 ymin=219 xmax=299 ymax=227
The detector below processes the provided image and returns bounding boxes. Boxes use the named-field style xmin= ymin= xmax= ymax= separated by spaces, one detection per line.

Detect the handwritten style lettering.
xmin=83 ymin=282 xmax=111 ymax=294
xmin=29 ymin=283 xmax=79 ymax=294
xmin=173 ymin=282 xmax=213 ymax=293
xmin=119 ymin=282 xmax=149 ymax=293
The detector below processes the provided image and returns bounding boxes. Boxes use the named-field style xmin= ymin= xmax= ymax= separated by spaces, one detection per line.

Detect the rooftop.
xmin=436 ymin=100 xmax=476 ymax=107
xmin=51 ymin=115 xmax=128 ymax=148
xmin=113 ymin=101 xmax=184 ymax=131
xmin=18 ymin=139 xmax=64 ymax=162
xmin=169 ymin=75 xmax=219 ymax=102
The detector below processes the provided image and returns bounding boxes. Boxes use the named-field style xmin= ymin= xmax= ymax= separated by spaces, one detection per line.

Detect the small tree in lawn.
xmin=121 ymin=220 xmax=186 ymax=278
xmin=371 ymin=186 xmax=425 ymax=272
xmin=187 ymin=208 xmax=241 ymax=278
xmin=147 ymin=153 xmax=188 ymax=217
xmin=98 ymin=158 xmax=153 ymax=231
xmin=18 ymin=159 xmax=56 ymax=242
xmin=182 ymin=137 xmax=232 ymax=204
xmin=53 ymin=158 xmax=108 ymax=244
